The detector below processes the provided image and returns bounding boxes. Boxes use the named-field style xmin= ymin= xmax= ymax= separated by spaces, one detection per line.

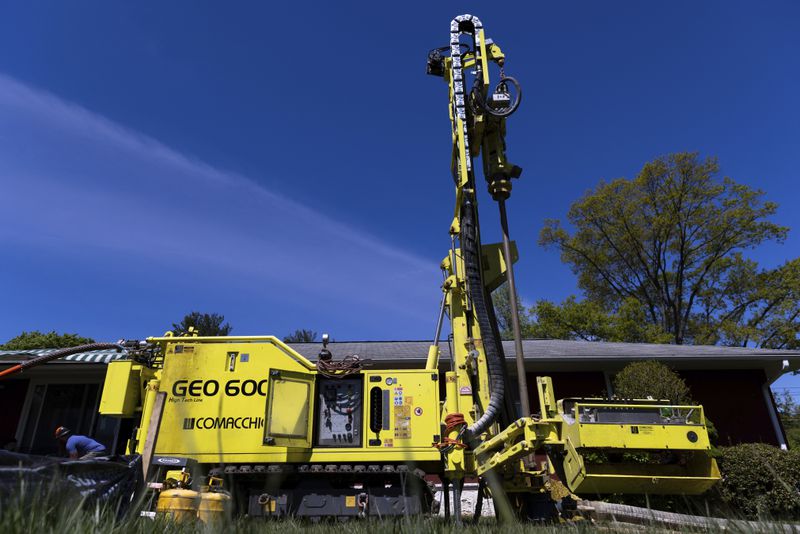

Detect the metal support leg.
xmin=473 ymin=478 xmax=485 ymax=522
xmin=452 ymin=478 xmax=462 ymax=525
xmin=498 ymin=198 xmax=530 ymax=417
xmin=443 ymin=478 xmax=450 ymax=519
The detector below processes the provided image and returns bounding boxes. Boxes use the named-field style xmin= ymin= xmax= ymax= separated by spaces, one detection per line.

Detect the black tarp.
xmin=0 ymin=451 xmax=141 ymax=514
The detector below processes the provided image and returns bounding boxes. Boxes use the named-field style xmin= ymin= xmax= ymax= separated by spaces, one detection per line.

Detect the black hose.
xmin=485 ymin=293 xmax=518 ymax=428
xmin=472 ymin=76 xmax=522 ymax=118
xmin=460 ymin=199 xmax=506 ymax=439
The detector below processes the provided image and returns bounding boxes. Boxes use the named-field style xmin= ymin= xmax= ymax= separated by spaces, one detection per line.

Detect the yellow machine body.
xmin=559 ymin=400 xmax=720 ymax=495
xmin=474 ymin=377 xmax=719 ymax=496
xmin=101 ymin=338 xmax=718 ymax=496
xmin=99 ymin=360 xmax=142 ymax=417
xmin=120 ymin=336 xmax=441 ymax=465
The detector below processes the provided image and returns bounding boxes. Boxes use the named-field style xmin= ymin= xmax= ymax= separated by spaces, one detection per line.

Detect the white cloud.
xmin=0 ymin=73 xmax=441 ymax=337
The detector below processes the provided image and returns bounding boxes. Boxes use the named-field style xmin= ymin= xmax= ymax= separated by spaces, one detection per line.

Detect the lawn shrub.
xmin=712 ymin=443 xmax=800 ymax=520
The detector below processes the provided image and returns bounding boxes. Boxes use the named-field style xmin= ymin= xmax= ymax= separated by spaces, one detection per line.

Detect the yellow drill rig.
xmin=93 ymin=14 xmax=719 ymax=522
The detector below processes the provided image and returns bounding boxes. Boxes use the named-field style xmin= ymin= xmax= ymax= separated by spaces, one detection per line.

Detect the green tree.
xmin=540 ymin=152 xmax=794 ymax=345
xmin=283 ymin=329 xmax=318 ymax=343
xmin=0 ymin=331 xmax=96 ymax=350
xmin=775 ymin=389 xmax=800 ymax=449
xmin=700 ymin=257 xmax=800 ymax=348
xmin=491 ymin=284 xmax=532 ymax=340
xmin=172 ymin=312 xmax=232 ymax=336
xmin=613 ymin=360 xmax=691 ymax=403
xmin=528 ymin=296 xmax=672 ymax=343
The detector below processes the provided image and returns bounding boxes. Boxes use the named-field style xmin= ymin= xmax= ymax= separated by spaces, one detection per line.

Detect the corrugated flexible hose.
xmin=460 ymin=200 xmax=506 ymax=439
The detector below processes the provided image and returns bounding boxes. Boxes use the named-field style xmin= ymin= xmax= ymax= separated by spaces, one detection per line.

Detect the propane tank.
xmin=197 ymin=475 xmax=231 ymax=524
xmin=198 ymin=491 xmax=232 ymax=523
xmin=155 ymin=469 xmax=199 ymax=521
xmin=156 ymin=488 xmax=200 ymax=521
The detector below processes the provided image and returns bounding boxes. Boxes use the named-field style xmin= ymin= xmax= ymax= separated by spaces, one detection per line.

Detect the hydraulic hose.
xmin=471 ymin=76 xmax=522 ymax=118
xmin=0 ymin=343 xmax=123 ymax=380
xmin=460 ymin=199 xmax=506 ymax=439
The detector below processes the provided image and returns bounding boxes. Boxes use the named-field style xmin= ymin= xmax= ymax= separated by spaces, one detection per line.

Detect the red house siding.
xmin=681 ymin=369 xmax=777 ymax=446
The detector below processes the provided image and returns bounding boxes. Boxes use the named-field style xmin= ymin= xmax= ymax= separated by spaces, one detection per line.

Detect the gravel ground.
xmin=435 ymin=483 xmax=496 ymax=517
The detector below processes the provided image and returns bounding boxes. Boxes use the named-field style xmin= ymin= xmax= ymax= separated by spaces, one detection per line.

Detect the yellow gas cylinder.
xmin=197 ymin=491 xmax=232 ymax=523
xmin=156 ymin=488 xmax=200 ymax=521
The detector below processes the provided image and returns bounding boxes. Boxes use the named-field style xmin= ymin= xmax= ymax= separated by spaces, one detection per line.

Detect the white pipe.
xmin=762 ymin=383 xmax=788 ymax=450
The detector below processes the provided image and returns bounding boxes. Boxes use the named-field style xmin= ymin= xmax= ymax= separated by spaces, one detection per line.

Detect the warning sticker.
xmin=459 ymin=386 xmax=472 ymax=395
xmin=345 ymin=496 xmax=356 ymax=508
xmin=394 ymin=404 xmax=412 ymax=439
xmin=393 ymin=386 xmax=404 ymax=407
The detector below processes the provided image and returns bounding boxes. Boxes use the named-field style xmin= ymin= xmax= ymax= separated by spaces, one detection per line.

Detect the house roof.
xmin=1 ymin=339 xmax=797 ymax=367
xmin=290 ymin=339 xmax=800 ymax=364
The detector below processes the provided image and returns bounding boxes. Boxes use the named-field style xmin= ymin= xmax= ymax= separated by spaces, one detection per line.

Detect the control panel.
xmin=315 ymin=377 xmax=362 ymax=447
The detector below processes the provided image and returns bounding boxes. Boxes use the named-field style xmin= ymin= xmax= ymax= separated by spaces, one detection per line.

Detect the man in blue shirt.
xmin=54 ymin=426 xmax=107 ymax=459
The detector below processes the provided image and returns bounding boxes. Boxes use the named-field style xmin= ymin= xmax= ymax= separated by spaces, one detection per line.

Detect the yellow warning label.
xmin=345 ymin=495 xmax=356 ymax=508
xmin=394 ymin=404 xmax=412 ymax=439
xmin=405 ymin=396 xmax=414 ymax=405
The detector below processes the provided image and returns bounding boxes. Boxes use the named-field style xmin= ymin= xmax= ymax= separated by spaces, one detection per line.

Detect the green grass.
xmin=0 ymin=484 xmax=797 ymax=534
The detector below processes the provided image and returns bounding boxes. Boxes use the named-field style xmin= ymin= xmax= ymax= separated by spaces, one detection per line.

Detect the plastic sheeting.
xmin=0 ymin=451 xmax=141 ymax=514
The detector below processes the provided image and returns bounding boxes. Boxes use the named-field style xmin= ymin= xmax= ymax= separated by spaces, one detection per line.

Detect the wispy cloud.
xmin=0 ymin=73 xmax=441 ymax=339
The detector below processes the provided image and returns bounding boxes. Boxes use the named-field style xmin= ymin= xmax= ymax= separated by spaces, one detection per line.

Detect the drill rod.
xmin=498 ymin=197 xmax=530 ymax=416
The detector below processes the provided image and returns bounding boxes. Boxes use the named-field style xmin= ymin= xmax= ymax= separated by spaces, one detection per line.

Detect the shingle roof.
xmin=1 ymin=339 xmax=797 ymax=366
xmin=287 ymin=339 xmax=800 ymax=362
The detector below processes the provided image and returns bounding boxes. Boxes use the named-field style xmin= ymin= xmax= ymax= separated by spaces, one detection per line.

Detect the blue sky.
xmin=1 ymin=2 xmax=799 ymax=389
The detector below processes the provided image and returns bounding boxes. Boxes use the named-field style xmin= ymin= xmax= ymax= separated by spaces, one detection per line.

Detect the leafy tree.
xmin=613 ymin=360 xmax=691 ymax=403
xmin=700 ymin=257 xmax=800 ymax=348
xmin=491 ymin=284 xmax=532 ymax=340
xmin=775 ymin=389 xmax=800 ymax=449
xmin=492 ymin=285 xmax=671 ymax=343
xmin=172 ymin=312 xmax=232 ymax=336
xmin=0 ymin=331 xmax=96 ymax=350
xmin=283 ymin=329 xmax=318 ymax=343
xmin=540 ymin=152 xmax=793 ymax=345
xmin=528 ymin=296 xmax=672 ymax=343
